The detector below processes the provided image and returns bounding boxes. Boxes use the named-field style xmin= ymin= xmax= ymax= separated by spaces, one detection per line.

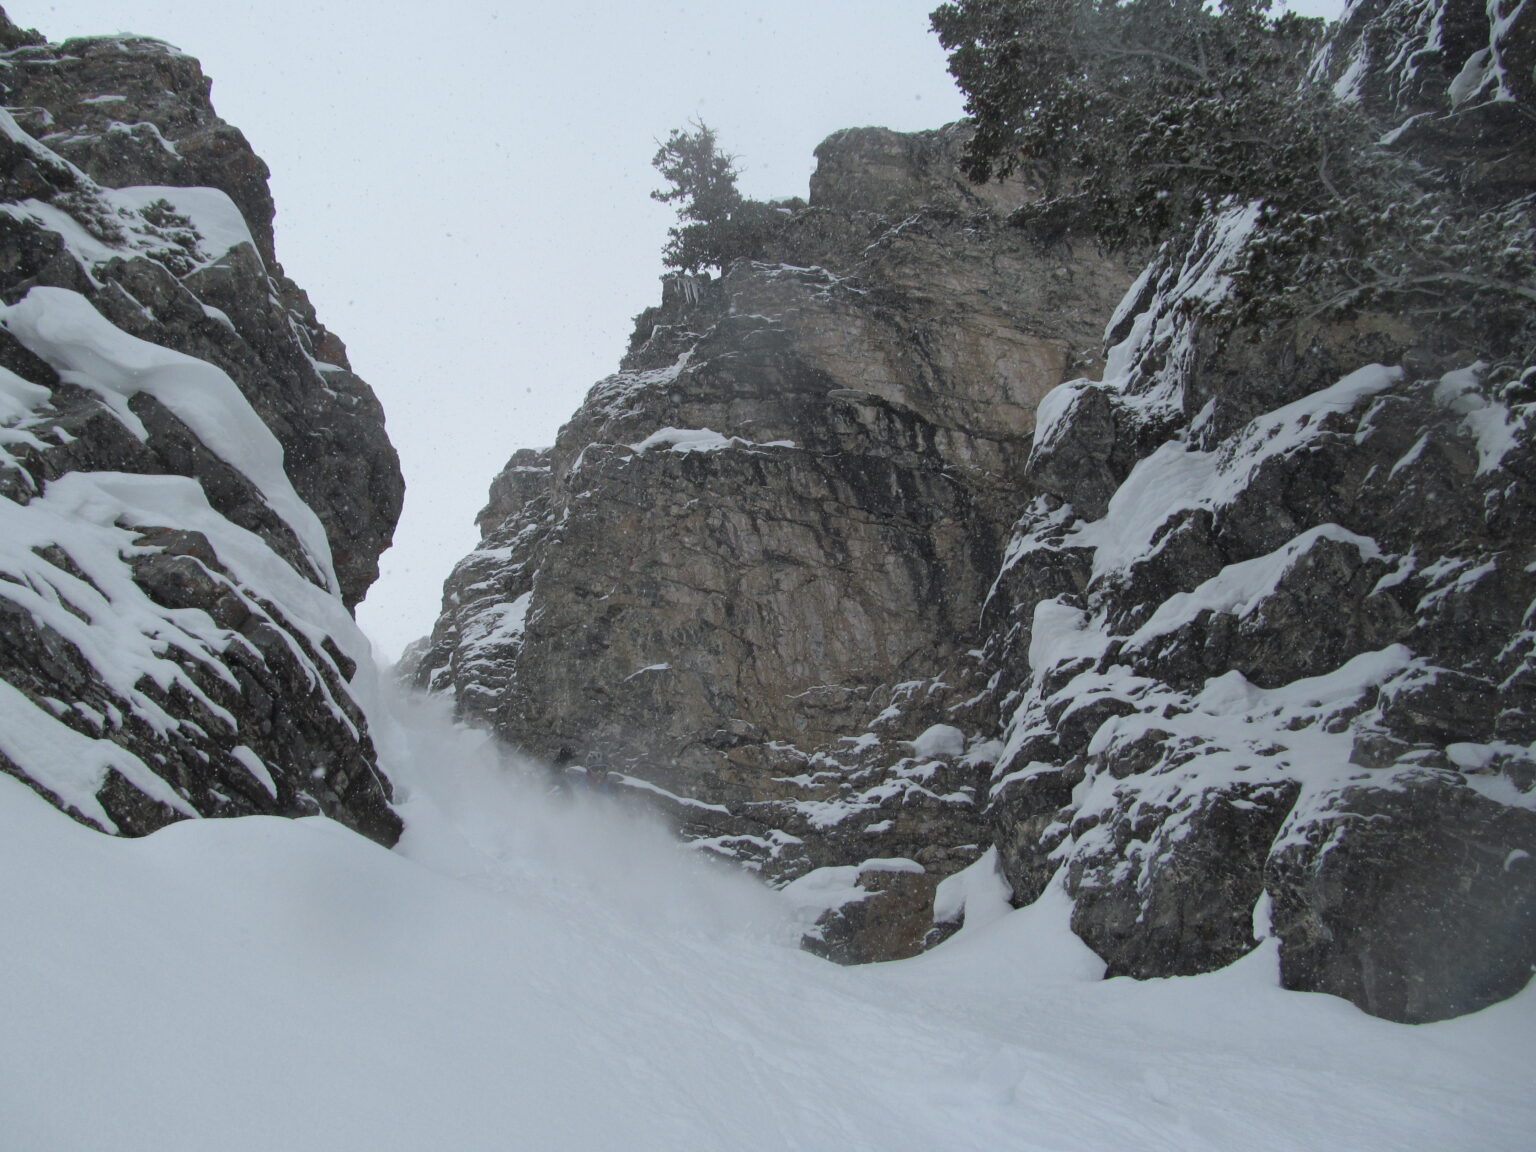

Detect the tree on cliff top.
xmin=651 ymin=121 xmax=789 ymax=274
xmin=930 ymin=0 xmax=1534 ymax=362
xmin=930 ymin=0 xmax=1333 ymax=243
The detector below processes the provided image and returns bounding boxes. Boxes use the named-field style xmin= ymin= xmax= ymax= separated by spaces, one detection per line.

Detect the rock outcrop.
xmin=409 ymin=124 xmax=1139 ymax=957
xmin=0 ymin=10 xmax=403 ymax=844
xmin=987 ymin=208 xmax=1534 ymax=1023
xmin=415 ymin=0 xmax=1533 ymax=1022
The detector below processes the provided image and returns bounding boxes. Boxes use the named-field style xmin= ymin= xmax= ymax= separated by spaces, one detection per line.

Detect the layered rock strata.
xmin=0 ymin=12 xmax=403 ymax=843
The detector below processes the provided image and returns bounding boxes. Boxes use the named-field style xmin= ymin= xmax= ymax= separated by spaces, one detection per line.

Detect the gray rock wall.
xmin=985 ymin=205 xmax=1535 ymax=1022
xmin=411 ymin=126 xmax=1135 ymax=920
xmin=417 ymin=7 xmax=1533 ymax=1021
xmin=0 ymin=11 xmax=403 ymax=843
xmin=0 ymin=22 xmax=402 ymax=605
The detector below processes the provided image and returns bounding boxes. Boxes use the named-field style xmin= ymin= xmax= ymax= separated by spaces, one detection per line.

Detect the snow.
xmin=0 ymin=677 xmax=188 ymax=832
xmin=1032 ymin=202 xmax=1309 ymax=492
xmin=1066 ymin=365 xmax=1403 ymax=581
xmin=787 ymin=763 xmax=968 ymax=830
xmin=1100 ymin=201 xmax=1263 ymax=419
xmin=1029 ymin=378 xmax=1094 ymax=453
xmin=461 ymin=591 xmax=532 ymax=656
xmin=630 ymin=425 xmax=798 ymax=454
xmin=779 ymin=863 xmax=872 ymax=923
xmin=0 ymin=363 xmax=51 ymax=420
xmin=1104 ymin=259 xmax=1158 ymax=347
xmin=1 ymin=185 xmax=257 ymax=284
xmin=960 ymin=738 xmax=1005 ymax=768
xmin=1124 ymin=524 xmax=1384 ymax=650
xmin=108 ymin=184 xmax=259 ymax=266
xmin=1460 ymin=402 xmax=1523 ymax=475
xmin=622 ymin=661 xmax=672 ymax=680
xmin=1185 ymin=647 xmax=1420 ymax=742
xmin=0 ymin=105 xmax=253 ymax=284
xmin=105 ymin=118 xmax=182 ymax=156
xmin=0 ymin=464 xmax=375 ymax=819
xmin=0 ymin=287 xmax=337 ymax=592
xmin=0 ymin=107 xmax=89 ymax=182
xmin=780 ymin=859 xmax=923 ymax=934
xmin=1417 ymin=554 xmax=1497 ymax=611
xmin=3 ymin=198 xmax=117 ymax=280
xmin=1389 ymin=432 xmax=1429 ymax=478
xmin=1070 ymin=442 xmax=1218 ymax=579
xmin=1003 ymin=606 xmax=1439 ymax=884
xmin=2 ymin=704 xmax=1530 ymax=1151
xmin=611 ymin=773 xmax=731 ymax=814
xmin=585 ymin=352 xmax=693 ymax=420
xmin=230 ymin=745 xmax=278 ymax=798
xmin=1238 ymin=363 xmax=1402 ymax=459
xmin=0 ymin=80 xmax=1530 ymax=1148
xmin=910 ymin=722 xmax=965 ymax=759
xmin=0 ymin=363 xmax=55 ymax=475
xmin=1332 ymin=53 xmax=1368 ymax=101
xmin=1435 ymin=362 xmax=1525 ymax=474
xmin=1445 ymin=0 xmax=1527 ymax=107
xmin=1028 ymin=597 xmax=1111 ymax=678
xmin=932 ymin=847 xmax=1013 ymax=929
xmin=0 ymin=475 xmax=248 ymax=735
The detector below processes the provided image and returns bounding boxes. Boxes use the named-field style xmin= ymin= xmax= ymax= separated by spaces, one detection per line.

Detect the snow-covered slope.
xmin=4 ymin=690 xmax=1531 ymax=1152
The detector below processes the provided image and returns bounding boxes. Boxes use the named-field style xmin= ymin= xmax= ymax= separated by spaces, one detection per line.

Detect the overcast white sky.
xmin=11 ymin=0 xmax=1344 ymax=660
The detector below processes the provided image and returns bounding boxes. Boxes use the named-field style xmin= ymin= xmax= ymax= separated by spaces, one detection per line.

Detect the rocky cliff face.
xmin=0 ymin=11 xmax=403 ymax=843
xmin=989 ymin=0 xmax=1535 ymax=1025
xmin=415 ymin=0 xmax=1533 ymax=1021
xmin=409 ymin=125 xmax=1139 ymax=952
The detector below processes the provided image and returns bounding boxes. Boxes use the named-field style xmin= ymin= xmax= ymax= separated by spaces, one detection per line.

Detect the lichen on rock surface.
xmin=0 ymin=10 xmax=403 ymax=844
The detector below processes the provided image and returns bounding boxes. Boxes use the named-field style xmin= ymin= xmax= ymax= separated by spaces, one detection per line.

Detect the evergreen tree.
xmin=651 ymin=121 xmax=785 ymax=273
xmin=929 ymin=0 xmax=1533 ymax=363
xmin=930 ymin=0 xmax=1335 ymax=243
